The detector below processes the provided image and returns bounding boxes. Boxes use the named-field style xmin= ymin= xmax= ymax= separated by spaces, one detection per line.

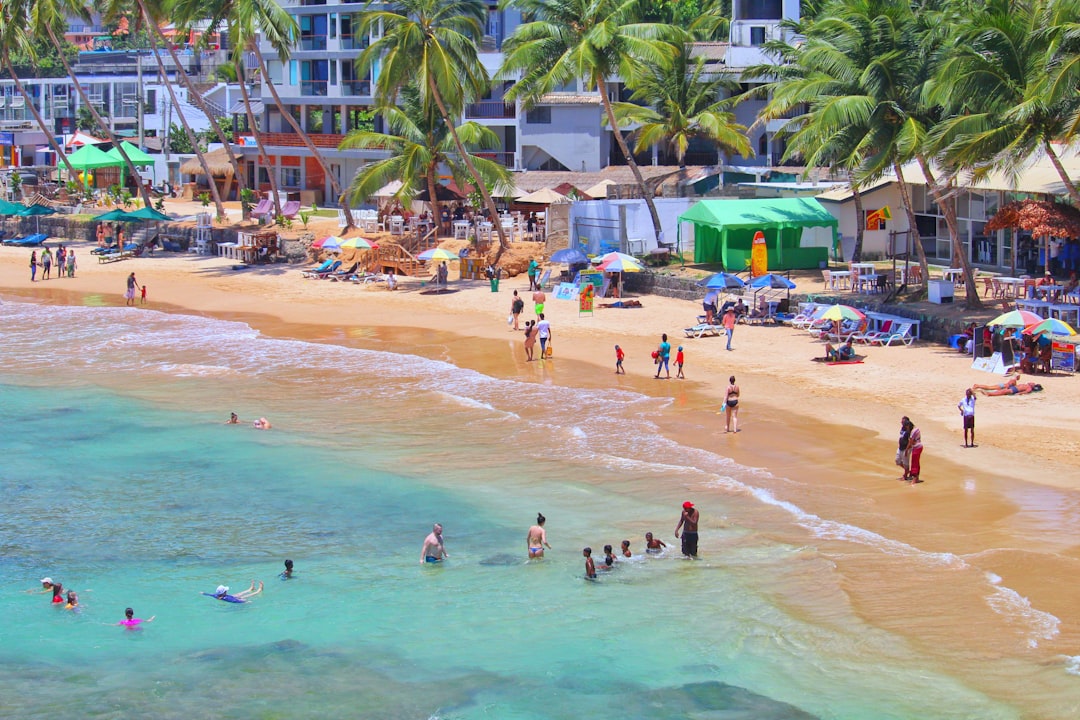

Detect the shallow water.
xmin=1 ymin=298 xmax=1076 ymax=719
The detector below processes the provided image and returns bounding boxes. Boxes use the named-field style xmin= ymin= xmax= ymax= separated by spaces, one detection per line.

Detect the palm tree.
xmin=360 ymin=0 xmax=510 ymax=257
xmin=339 ymin=84 xmax=510 ymax=228
xmin=1044 ymin=0 xmax=1080 ymax=146
xmin=613 ymin=42 xmax=751 ymax=167
xmin=0 ymin=0 xmax=77 ymax=177
xmin=234 ymin=53 xmax=282 ymax=218
xmin=500 ymin=0 xmax=676 ymax=244
xmin=29 ymin=0 xmax=155 ymax=209
xmin=932 ymin=0 xmax=1080 ymax=206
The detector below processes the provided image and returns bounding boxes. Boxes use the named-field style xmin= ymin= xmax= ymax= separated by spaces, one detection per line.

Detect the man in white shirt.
xmin=958 ymin=388 xmax=976 ymax=448
xmin=536 ymin=314 xmax=551 ymax=359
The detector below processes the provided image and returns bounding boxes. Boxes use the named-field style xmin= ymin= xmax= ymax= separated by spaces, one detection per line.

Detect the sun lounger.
xmin=684 ymin=324 xmax=720 ymax=339
xmin=872 ymin=322 xmax=915 ymax=347
xmin=280 ymin=201 xmax=301 ymax=220
xmin=6 ymin=233 xmax=48 ymax=247
xmin=327 ymin=262 xmax=360 ymax=281
xmin=301 ymin=259 xmax=335 ymax=278
xmin=307 ymin=260 xmax=342 ymax=279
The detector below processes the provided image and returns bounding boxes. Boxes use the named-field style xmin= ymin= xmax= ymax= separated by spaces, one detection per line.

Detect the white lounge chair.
xmin=876 ymin=322 xmax=915 ymax=346
xmin=684 ymin=324 xmax=720 ymax=339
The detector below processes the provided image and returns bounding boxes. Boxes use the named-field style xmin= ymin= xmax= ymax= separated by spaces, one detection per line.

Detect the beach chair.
xmin=251 ymin=198 xmax=273 ymax=220
xmin=878 ymin=322 xmax=915 ymax=346
xmin=280 ymin=201 xmax=301 ymax=220
xmin=684 ymin=324 xmax=720 ymax=339
xmin=301 ymin=259 xmax=336 ymax=278
xmin=307 ymin=260 xmax=342 ymax=279
xmin=853 ymin=320 xmax=892 ymax=344
xmin=327 ymin=262 xmax=360 ymax=281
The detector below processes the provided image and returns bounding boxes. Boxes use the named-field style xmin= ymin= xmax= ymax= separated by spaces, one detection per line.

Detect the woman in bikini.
xmin=724 ymin=376 xmax=740 ymax=433
xmin=527 ymin=513 xmax=551 ymax=559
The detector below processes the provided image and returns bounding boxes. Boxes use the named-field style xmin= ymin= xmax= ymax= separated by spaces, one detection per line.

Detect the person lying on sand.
xmin=974 ymin=381 xmax=1043 ymax=396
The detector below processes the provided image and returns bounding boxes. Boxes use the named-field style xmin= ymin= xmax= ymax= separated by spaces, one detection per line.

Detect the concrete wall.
xmin=520 ymin=104 xmax=603 ymax=172
xmin=819 ymin=184 xmax=907 ymax=261
xmin=569 ymin=198 xmax=693 ymax=254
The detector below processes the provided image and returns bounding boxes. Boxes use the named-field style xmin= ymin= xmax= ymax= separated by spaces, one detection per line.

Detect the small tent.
xmin=678 ymin=197 xmax=838 ymax=270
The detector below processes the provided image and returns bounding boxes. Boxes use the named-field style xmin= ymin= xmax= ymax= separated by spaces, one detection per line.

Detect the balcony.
xmin=240 ymin=132 xmax=347 ymax=149
xmin=301 ymin=80 xmax=329 ymax=96
xmin=341 ymin=80 xmax=371 ymax=97
xmin=475 ymin=151 xmax=516 ymax=168
xmin=465 ymin=101 xmax=515 ymax=119
xmin=340 ymin=35 xmax=369 ymax=51
xmin=299 ymin=35 xmax=328 ymax=51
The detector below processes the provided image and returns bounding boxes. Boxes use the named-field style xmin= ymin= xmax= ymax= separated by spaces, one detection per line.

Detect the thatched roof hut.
xmin=180 ymin=148 xmax=237 ymax=200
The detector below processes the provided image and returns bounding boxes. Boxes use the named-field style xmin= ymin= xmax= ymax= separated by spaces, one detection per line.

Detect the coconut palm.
xmin=1044 ymin=0 xmax=1080 ymax=145
xmin=359 ymin=0 xmax=510 ymax=257
xmin=500 ymin=0 xmax=676 ymax=243
xmin=340 ymin=85 xmax=509 ymax=228
xmin=930 ymin=0 xmax=1080 ymax=206
xmin=613 ymin=42 xmax=751 ymax=167
xmin=28 ymin=0 xmax=155 ymax=209
xmin=234 ymin=53 xmax=283 ymax=218
xmin=0 ymin=0 xmax=77 ymax=177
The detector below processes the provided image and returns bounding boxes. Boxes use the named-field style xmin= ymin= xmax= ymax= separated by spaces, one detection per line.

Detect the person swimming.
xmin=620 ymin=540 xmax=632 ymax=558
xmin=117 ymin=607 xmax=155 ymax=628
xmin=252 ymin=417 xmax=272 ymax=430
xmin=51 ymin=583 xmax=65 ymax=605
xmin=280 ymin=559 xmax=294 ymax=580
xmin=225 ymin=412 xmax=240 ymax=424
xmin=645 ymin=532 xmax=667 ymax=554
xmin=602 ymin=544 xmax=616 ymax=569
xmin=202 ymin=581 xmax=263 ymax=603
xmin=64 ymin=591 xmax=79 ymax=611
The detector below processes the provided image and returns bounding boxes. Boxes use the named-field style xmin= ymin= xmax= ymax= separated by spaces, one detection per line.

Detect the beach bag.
xmin=545 ymin=344 xmax=554 ymax=358
xmin=507 ymin=314 xmax=513 ymax=326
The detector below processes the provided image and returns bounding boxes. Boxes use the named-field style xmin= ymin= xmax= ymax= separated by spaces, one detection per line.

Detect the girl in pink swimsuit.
xmin=117 ymin=607 xmax=155 ymax=628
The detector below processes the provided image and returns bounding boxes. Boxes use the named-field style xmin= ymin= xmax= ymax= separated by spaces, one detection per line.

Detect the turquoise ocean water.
xmin=0 ymin=298 xmax=1070 ymax=719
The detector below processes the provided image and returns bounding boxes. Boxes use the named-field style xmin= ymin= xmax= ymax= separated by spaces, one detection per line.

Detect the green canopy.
xmin=17 ymin=204 xmax=57 ymax=217
xmin=106 ymin=142 xmax=154 ymax=167
xmin=94 ymin=209 xmax=137 ymax=222
xmin=126 ymin=206 xmax=171 ymax=221
xmin=678 ymin=197 xmax=839 ymax=270
xmin=66 ymin=144 xmax=119 ymax=170
xmin=0 ymin=199 xmax=26 ymax=215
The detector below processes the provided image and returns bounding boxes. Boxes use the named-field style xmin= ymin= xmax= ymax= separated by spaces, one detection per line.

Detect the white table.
xmin=996 ymin=277 xmax=1025 ymax=298
xmin=1016 ymin=298 xmax=1053 ymax=318
xmin=453 ymin=220 xmax=470 ymax=240
xmin=857 ymin=273 xmax=882 ymax=293
xmin=1050 ymin=304 xmax=1080 ymax=325
xmin=850 ymin=263 xmax=876 ymax=275
xmin=829 ymin=270 xmax=851 ymax=291
xmin=941 ymin=268 xmax=963 ymax=283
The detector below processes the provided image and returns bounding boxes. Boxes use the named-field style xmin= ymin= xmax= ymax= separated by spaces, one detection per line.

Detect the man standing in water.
xmin=420 ymin=523 xmax=448 ymax=564
xmin=527 ymin=513 xmax=552 ymax=559
xmin=674 ymin=501 xmax=699 ymax=558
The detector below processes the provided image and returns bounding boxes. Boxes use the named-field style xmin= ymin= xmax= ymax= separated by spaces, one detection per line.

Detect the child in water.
xmin=583 ymin=547 xmax=597 ymax=579
xmin=621 ymin=540 xmax=632 ymax=558
xmin=645 ymin=532 xmax=667 ymax=553
xmin=602 ymin=544 xmax=617 ymax=569
xmin=280 ymin=559 xmax=294 ymax=579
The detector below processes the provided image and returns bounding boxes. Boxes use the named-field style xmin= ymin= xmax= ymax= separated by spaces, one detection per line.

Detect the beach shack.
xmin=678 ymin=198 xmax=838 ymax=270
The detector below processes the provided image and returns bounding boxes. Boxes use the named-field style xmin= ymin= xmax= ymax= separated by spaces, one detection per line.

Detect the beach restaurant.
xmin=678 ymin=197 xmax=838 ymax=270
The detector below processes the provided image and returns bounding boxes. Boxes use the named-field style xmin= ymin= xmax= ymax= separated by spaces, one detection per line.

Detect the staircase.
xmin=188 ymin=82 xmax=228 ymax=122
xmin=375 ymin=244 xmax=426 ymax=277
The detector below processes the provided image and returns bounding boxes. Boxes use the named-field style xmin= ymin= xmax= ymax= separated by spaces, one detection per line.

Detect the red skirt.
xmin=909 ymin=446 xmax=923 ymax=477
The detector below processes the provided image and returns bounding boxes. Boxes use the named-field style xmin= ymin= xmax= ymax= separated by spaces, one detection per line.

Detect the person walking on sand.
xmin=29 ymin=250 xmax=38 ymax=282
xmin=527 ymin=513 xmax=552 ymax=559
xmin=654 ymin=333 xmax=671 ymax=379
xmin=675 ymin=346 xmax=685 ymax=379
xmin=536 ymin=314 xmax=552 ymax=359
xmin=524 ymin=320 xmax=537 ymax=361
xmin=66 ymin=249 xmax=77 ymax=278
xmin=907 ymin=419 xmax=924 ymax=484
xmin=722 ymin=306 xmax=737 ymax=351
xmin=897 ymin=416 xmax=912 ymax=480
xmin=125 ymin=272 xmax=140 ymax=307
xmin=420 ymin=523 xmax=448 ymax=564
xmin=674 ymin=501 xmax=699 ymax=558
xmin=724 ymin=376 xmax=740 ymax=432
xmin=958 ymin=389 xmax=976 ymax=448
xmin=41 ymin=247 xmax=53 ymax=280
xmin=614 ymin=344 xmax=625 ymax=374
xmin=532 ymin=287 xmax=546 ymax=317
xmin=527 ymin=258 xmax=539 ymax=290
xmin=510 ymin=290 xmax=524 ymax=331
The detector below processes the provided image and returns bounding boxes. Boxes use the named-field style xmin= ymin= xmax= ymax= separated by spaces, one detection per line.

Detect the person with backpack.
xmin=509 ymin=290 xmax=524 ymax=330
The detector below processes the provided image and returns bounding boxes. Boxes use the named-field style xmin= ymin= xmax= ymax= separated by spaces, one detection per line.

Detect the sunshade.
xmin=94 ymin=209 xmax=137 ymax=222
xmin=0 ymin=199 xmax=26 ymax=215
xmin=312 ymin=236 xmax=343 ymax=251
xmin=820 ymin=304 xmax=865 ymax=322
xmin=105 ymin=142 xmax=154 ymax=166
xmin=517 ymin=187 xmax=568 ymax=205
xmin=17 ymin=204 xmax=57 ymax=217
xmin=66 ymin=144 xmax=119 ymax=170
xmin=599 ymin=253 xmax=646 ymax=273
xmin=340 ymin=237 xmax=378 ymax=249
xmin=583 ymin=179 xmax=617 ymax=199
xmin=373 ymin=180 xmax=404 ymax=198
xmin=415 ymin=184 xmax=463 ymax=202
xmin=417 ymin=247 xmax=460 ymax=262
xmin=749 ymin=273 xmax=796 ymax=289
xmin=549 ymin=247 xmax=589 ymax=264
xmin=697 ymin=272 xmax=746 ymax=289
xmin=1023 ymin=318 xmax=1077 ymax=336
xmin=987 ymin=309 xmax=1043 ymax=328
xmin=492 ymin=180 xmax=523 ymax=199
xmin=126 ymin=206 xmax=171 ymax=221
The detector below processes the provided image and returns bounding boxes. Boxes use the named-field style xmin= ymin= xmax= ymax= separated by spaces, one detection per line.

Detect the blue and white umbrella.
xmin=550 ymin=247 xmax=589 ymax=264
xmin=749 ymin=273 xmax=796 ymax=290
xmin=698 ymin=272 xmax=746 ymax=289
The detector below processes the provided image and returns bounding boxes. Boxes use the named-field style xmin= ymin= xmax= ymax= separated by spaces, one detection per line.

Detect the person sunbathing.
xmin=974 ymin=381 xmax=1043 ymax=396
xmin=971 ymin=374 xmax=1021 ymax=392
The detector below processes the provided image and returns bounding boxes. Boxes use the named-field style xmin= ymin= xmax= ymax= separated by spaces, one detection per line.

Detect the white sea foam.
xmin=1064 ymin=655 xmax=1080 ymax=676
xmin=984 ymin=572 xmax=1060 ymax=648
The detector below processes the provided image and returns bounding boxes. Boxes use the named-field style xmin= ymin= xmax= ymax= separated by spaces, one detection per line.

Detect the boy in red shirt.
xmin=675 ymin=346 xmax=685 ymax=378
xmin=614 ymin=344 xmax=625 ymax=374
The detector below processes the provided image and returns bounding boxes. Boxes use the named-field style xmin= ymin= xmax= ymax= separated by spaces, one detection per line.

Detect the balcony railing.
xmin=341 ymin=80 xmax=371 ymax=97
xmin=475 ymin=151 xmax=515 ymax=168
xmin=299 ymin=36 xmax=328 ymax=51
xmin=340 ymin=35 xmax=369 ymax=51
xmin=465 ymin=100 xmax=515 ymax=119
xmin=301 ymin=80 xmax=329 ymax=96
xmin=240 ymin=132 xmax=346 ymax=149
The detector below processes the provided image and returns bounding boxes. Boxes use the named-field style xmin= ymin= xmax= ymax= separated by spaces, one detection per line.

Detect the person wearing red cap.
xmin=675 ymin=501 xmax=699 ymax=557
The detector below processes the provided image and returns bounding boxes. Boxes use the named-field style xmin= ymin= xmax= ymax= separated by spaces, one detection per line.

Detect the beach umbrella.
xmin=313 ymin=236 xmax=343 ymax=251
xmin=18 ymin=203 xmax=57 ymax=234
xmin=417 ymin=247 xmax=460 ymax=262
xmin=340 ymin=237 xmax=378 ymax=250
xmin=987 ymin=309 xmax=1043 ymax=328
xmin=820 ymin=304 xmax=866 ymax=341
xmin=550 ymin=247 xmax=589 ymax=264
xmin=517 ymin=187 xmax=568 ymax=205
xmin=599 ymin=253 xmax=646 ymax=273
xmin=93 ymin=209 xmax=134 ymax=222
xmin=749 ymin=273 xmax=796 ymax=289
xmin=0 ymin=199 xmax=26 ymax=215
xmin=126 ymin=206 xmax=171 ymax=222
xmin=1023 ymin=318 xmax=1077 ymax=336
xmin=697 ymin=272 xmax=746 ymax=289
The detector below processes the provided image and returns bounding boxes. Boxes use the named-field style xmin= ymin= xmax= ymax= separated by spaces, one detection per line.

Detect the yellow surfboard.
xmin=750 ymin=231 xmax=768 ymax=277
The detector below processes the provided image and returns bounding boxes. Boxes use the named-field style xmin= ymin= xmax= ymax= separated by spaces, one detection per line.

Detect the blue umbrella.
xmin=698 ymin=272 xmax=746 ymax=289
xmin=550 ymin=247 xmax=589 ymax=264
xmin=749 ymin=273 xmax=796 ymax=290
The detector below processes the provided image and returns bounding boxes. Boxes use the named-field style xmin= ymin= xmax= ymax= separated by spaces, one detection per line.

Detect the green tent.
xmin=106 ymin=142 xmax=154 ymax=167
xmin=66 ymin=144 xmax=118 ymax=170
xmin=678 ymin=197 xmax=839 ymax=270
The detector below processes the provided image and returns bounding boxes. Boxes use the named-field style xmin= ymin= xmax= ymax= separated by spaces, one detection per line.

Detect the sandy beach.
xmin=4 ymin=212 xmax=1080 ymax=715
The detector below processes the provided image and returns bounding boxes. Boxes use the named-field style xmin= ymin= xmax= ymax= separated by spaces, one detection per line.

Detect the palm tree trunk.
xmin=1044 ymin=139 xmax=1080 ymax=206
xmin=252 ymin=45 xmax=353 ymax=230
xmin=426 ymin=168 xmax=442 ymax=243
xmin=597 ymin=76 xmax=663 ymax=245
xmin=426 ymin=77 xmax=509 ymax=262
xmin=2 ymin=50 xmax=77 ymax=178
xmin=139 ymin=8 xmax=226 ymax=220
xmin=893 ymin=161 xmax=930 ymax=299
xmin=237 ymin=59 xmax=282 ymax=219
xmin=140 ymin=2 xmax=245 ymax=196
xmin=851 ymin=179 xmax=864 ymax=262
xmin=43 ymin=24 xmax=154 ymax=210
xmin=916 ymin=156 xmax=981 ymax=308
